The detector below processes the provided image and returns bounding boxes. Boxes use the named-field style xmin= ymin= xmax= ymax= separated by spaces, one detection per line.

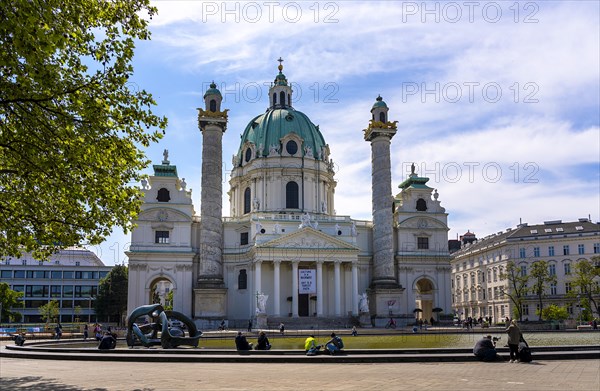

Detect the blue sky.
xmin=93 ymin=1 xmax=599 ymax=265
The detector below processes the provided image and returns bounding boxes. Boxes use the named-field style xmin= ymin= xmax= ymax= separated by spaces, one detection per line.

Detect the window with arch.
xmin=157 ymin=188 xmax=170 ymax=202
xmin=245 ymin=148 xmax=252 ymax=162
xmin=209 ymin=99 xmax=216 ymax=112
xmin=238 ymin=269 xmax=247 ymax=290
xmin=416 ymin=198 xmax=427 ymax=211
xmin=287 ymin=94 xmax=291 ymax=106
xmin=243 ymin=187 xmax=251 ymax=214
xmin=379 ymin=112 xmax=386 ymax=122
xmin=280 ymin=91 xmax=285 ymax=106
xmin=273 ymin=93 xmax=277 ymax=105
xmin=286 ymin=181 xmax=299 ymax=209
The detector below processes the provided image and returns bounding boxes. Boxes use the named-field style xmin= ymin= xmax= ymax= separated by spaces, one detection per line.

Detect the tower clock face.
xmin=418 ymin=218 xmax=428 ymax=228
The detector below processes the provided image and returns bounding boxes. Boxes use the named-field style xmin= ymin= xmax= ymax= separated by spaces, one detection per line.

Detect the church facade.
xmin=126 ymin=62 xmax=452 ymax=328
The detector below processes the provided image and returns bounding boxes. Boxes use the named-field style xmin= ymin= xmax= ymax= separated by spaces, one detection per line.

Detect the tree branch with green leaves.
xmin=0 ymin=0 xmax=167 ymax=260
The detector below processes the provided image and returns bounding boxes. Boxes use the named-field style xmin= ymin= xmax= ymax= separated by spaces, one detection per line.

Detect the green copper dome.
xmin=372 ymin=95 xmax=387 ymax=109
xmin=236 ymin=108 xmax=326 ymax=163
xmin=203 ymin=82 xmax=222 ymax=98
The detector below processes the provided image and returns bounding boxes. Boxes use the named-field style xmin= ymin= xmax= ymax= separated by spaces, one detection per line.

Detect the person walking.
xmin=505 ymin=319 xmax=523 ymax=362
xmin=83 ymin=324 xmax=89 ymax=340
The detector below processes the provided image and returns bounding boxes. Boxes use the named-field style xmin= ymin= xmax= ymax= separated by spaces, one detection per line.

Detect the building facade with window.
xmin=0 ymin=248 xmax=111 ymax=323
xmin=127 ymin=62 xmax=452 ymax=327
xmin=450 ymin=219 xmax=600 ymax=322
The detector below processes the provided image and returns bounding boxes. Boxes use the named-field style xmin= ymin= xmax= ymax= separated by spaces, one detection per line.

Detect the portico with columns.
xmin=244 ymin=227 xmax=361 ymax=318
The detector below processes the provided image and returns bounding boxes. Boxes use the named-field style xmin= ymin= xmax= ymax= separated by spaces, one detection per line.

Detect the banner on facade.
xmin=298 ymin=269 xmax=316 ymax=294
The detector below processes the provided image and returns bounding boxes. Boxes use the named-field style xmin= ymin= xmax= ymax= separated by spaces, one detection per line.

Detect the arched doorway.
xmin=150 ymin=278 xmax=174 ymax=310
xmin=414 ymin=278 xmax=434 ymax=322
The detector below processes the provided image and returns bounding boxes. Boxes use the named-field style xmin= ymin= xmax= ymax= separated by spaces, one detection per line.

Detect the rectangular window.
xmin=493 ymin=269 xmax=497 ymax=282
xmin=0 ymin=270 xmax=12 ymax=278
xmin=75 ymin=285 xmax=93 ymax=298
xmin=550 ymin=283 xmax=557 ymax=295
xmin=62 ymin=285 xmax=74 ymax=298
xmin=487 ymin=288 xmax=492 ymax=299
xmin=62 ymin=300 xmax=73 ymax=308
xmin=12 ymin=285 xmax=24 ymax=293
xmin=519 ymin=248 xmax=526 ymax=258
xmin=50 ymin=285 xmax=61 ymax=297
xmin=240 ymin=232 xmax=249 ymax=246
xmin=578 ymin=244 xmax=585 ymax=255
xmin=155 ymin=230 xmax=170 ymax=244
xmin=27 ymin=270 xmax=50 ymax=279
xmin=563 ymin=245 xmax=569 ymax=255
xmin=520 ymin=265 xmax=527 ymax=277
xmin=470 ymin=274 xmax=475 ymax=285
xmin=26 ymin=285 xmax=48 ymax=298
xmin=567 ymin=305 xmax=573 ymax=315
xmin=76 ymin=271 xmax=94 ymax=279
xmin=533 ymin=247 xmax=540 ymax=257
xmin=564 ymin=263 xmax=571 ymax=275
xmin=417 ymin=237 xmax=429 ymax=249
xmin=594 ymin=243 xmax=600 ymax=254
xmin=548 ymin=246 xmax=555 ymax=256
xmin=565 ymin=282 xmax=571 ymax=294
xmin=99 ymin=271 xmax=109 ymax=279
xmin=51 ymin=271 xmax=62 ymax=279
xmin=25 ymin=300 xmax=47 ymax=308
xmin=548 ymin=264 xmax=556 ymax=276
xmin=522 ymin=304 xmax=529 ymax=316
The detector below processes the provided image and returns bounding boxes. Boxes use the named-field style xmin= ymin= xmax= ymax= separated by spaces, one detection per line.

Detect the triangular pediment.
xmin=257 ymin=227 xmax=359 ymax=252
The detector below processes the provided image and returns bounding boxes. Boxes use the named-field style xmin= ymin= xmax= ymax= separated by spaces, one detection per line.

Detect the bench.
xmin=576 ymin=325 xmax=592 ymax=330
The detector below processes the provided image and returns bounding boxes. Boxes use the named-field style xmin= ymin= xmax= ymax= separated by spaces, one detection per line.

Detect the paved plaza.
xmin=1 ymin=354 xmax=599 ymax=391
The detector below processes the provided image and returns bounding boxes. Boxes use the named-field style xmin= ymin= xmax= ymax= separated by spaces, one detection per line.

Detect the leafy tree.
xmin=164 ymin=290 xmax=173 ymax=311
xmin=540 ymin=304 xmax=569 ymax=321
xmin=94 ymin=265 xmax=128 ymax=325
xmin=569 ymin=257 xmax=600 ymax=318
xmin=39 ymin=300 xmax=60 ymax=323
xmin=0 ymin=282 xmax=24 ymax=322
xmin=529 ymin=260 xmax=556 ymax=321
xmin=0 ymin=0 xmax=167 ymax=260
xmin=499 ymin=261 xmax=529 ymax=321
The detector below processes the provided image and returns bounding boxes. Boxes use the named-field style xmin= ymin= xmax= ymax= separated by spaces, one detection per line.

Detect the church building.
xmin=126 ymin=61 xmax=452 ymax=328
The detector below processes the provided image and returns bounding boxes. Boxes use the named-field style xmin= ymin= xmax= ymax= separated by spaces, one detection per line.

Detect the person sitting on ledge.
xmin=13 ymin=332 xmax=26 ymax=346
xmin=304 ymin=335 xmax=321 ymax=356
xmin=473 ymin=335 xmax=502 ymax=362
xmin=235 ymin=331 xmax=253 ymax=350
xmin=324 ymin=332 xmax=344 ymax=355
xmin=98 ymin=331 xmax=117 ymax=350
xmin=255 ymin=331 xmax=271 ymax=350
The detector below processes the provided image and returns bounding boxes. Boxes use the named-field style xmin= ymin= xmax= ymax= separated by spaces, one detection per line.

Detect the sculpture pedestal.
xmin=256 ymin=313 xmax=268 ymax=329
xmin=367 ymin=286 xmax=405 ymax=327
xmin=193 ymin=287 xmax=227 ymax=329
xmin=359 ymin=312 xmax=372 ymax=327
